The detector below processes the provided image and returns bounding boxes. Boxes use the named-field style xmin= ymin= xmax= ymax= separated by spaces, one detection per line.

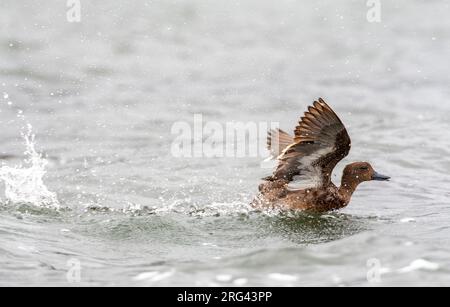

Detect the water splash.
xmin=0 ymin=124 xmax=59 ymax=209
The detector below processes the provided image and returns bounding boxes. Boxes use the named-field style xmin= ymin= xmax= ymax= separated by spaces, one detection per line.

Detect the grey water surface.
xmin=1 ymin=0 xmax=450 ymax=286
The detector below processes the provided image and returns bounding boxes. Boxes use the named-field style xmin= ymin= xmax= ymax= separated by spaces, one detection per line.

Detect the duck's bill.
xmin=372 ymin=172 xmax=391 ymax=181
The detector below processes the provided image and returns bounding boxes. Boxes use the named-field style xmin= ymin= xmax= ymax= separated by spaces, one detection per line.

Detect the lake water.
xmin=1 ymin=0 xmax=450 ymax=286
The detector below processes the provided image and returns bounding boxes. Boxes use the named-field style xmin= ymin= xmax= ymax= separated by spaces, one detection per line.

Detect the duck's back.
xmin=254 ymin=180 xmax=347 ymax=212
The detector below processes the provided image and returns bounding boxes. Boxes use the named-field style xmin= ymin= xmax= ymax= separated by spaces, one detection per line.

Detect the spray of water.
xmin=0 ymin=124 xmax=59 ymax=209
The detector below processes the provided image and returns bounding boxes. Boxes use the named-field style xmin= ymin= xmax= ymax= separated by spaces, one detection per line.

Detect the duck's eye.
xmin=359 ymin=167 xmax=369 ymax=171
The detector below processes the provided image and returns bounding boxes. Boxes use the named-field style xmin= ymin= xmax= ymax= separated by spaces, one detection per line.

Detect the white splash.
xmin=400 ymin=217 xmax=416 ymax=223
xmin=215 ymin=274 xmax=233 ymax=282
xmin=0 ymin=124 xmax=59 ymax=209
xmin=232 ymin=278 xmax=248 ymax=286
xmin=398 ymin=259 xmax=440 ymax=273
xmin=133 ymin=270 xmax=175 ymax=282
xmin=144 ymin=200 xmax=256 ymax=217
xmin=268 ymin=273 xmax=298 ymax=282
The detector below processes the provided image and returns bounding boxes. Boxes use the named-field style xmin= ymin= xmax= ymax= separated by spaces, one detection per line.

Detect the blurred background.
xmin=0 ymin=0 xmax=450 ymax=286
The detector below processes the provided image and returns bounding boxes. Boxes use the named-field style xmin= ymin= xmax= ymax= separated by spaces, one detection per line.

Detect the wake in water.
xmin=0 ymin=124 xmax=59 ymax=209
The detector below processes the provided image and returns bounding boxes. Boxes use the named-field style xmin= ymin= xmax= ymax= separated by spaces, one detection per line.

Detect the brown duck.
xmin=254 ymin=98 xmax=390 ymax=212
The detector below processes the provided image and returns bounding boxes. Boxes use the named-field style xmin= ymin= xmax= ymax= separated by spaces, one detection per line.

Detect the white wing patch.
xmin=286 ymin=147 xmax=334 ymax=191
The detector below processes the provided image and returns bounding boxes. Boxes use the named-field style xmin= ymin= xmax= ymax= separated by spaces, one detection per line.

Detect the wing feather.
xmin=267 ymin=128 xmax=294 ymax=158
xmin=268 ymin=98 xmax=351 ymax=189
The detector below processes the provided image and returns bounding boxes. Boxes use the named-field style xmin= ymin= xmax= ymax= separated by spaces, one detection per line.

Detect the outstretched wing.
xmin=269 ymin=98 xmax=351 ymax=190
xmin=267 ymin=128 xmax=294 ymax=159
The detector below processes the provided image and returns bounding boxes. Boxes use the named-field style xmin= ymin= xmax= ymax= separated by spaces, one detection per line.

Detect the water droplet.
xmin=268 ymin=273 xmax=298 ymax=282
xmin=216 ymin=275 xmax=233 ymax=282
xmin=232 ymin=278 xmax=248 ymax=286
xmin=400 ymin=217 xmax=416 ymax=223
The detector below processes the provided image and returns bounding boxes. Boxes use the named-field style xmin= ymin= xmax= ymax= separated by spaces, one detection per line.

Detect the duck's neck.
xmin=338 ymin=174 xmax=360 ymax=200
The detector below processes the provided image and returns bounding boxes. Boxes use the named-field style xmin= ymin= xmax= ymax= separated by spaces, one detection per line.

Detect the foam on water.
xmin=0 ymin=124 xmax=59 ymax=209
xmin=398 ymin=259 xmax=440 ymax=273
xmin=105 ymin=199 xmax=260 ymax=217
xmin=87 ymin=198 xmax=354 ymax=221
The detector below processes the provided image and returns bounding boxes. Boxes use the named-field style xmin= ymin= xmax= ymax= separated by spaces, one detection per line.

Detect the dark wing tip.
xmin=293 ymin=97 xmax=351 ymax=146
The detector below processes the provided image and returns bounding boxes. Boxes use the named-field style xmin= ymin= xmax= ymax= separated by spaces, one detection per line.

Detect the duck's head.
xmin=342 ymin=162 xmax=390 ymax=186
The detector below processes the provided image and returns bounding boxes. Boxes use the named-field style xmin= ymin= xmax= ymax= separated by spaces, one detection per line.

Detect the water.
xmin=0 ymin=125 xmax=59 ymax=208
xmin=1 ymin=0 xmax=450 ymax=286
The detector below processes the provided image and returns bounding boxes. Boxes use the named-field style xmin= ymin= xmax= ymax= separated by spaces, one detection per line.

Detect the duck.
xmin=254 ymin=98 xmax=390 ymax=212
